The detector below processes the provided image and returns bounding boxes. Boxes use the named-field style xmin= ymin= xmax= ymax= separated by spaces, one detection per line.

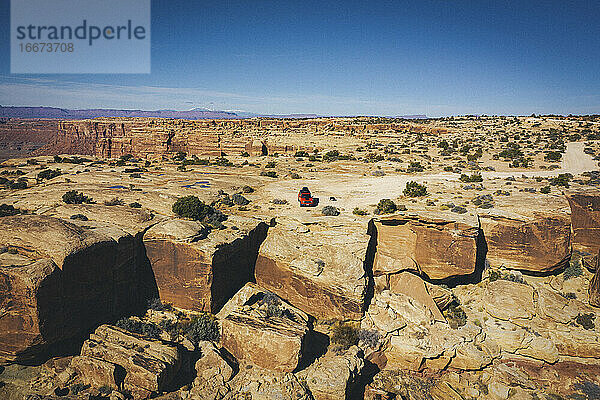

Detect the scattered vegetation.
xmin=459 ymin=173 xmax=483 ymax=183
xmin=115 ymin=317 xmax=162 ymax=339
xmin=444 ymin=303 xmax=467 ymax=329
xmin=37 ymin=168 xmax=61 ymax=181
xmin=403 ymin=181 xmax=427 ymax=197
xmin=352 ymin=207 xmax=368 ymax=216
xmin=322 ymin=206 xmax=340 ymax=216
xmin=374 ymin=198 xmax=397 ymax=214
xmin=172 ymin=195 xmax=226 ymax=229
xmin=549 ymin=173 xmax=572 ymax=188
xmin=331 ymin=322 xmax=359 ymax=350
xmin=0 ymin=204 xmax=21 ymax=217
xmin=103 ymin=197 xmax=124 ymax=206
xmin=62 ymin=190 xmax=94 ymax=204
xmin=564 ymin=254 xmax=583 ymax=280
xmin=406 ymin=161 xmax=424 ymax=173
xmin=575 ymin=313 xmax=596 ymax=330
xmin=260 ymin=171 xmax=278 ymax=178
xmin=540 ymin=185 xmax=551 ymax=194
xmin=185 ymin=313 xmax=220 ymax=344
xmin=129 ymin=202 xmax=142 ymax=208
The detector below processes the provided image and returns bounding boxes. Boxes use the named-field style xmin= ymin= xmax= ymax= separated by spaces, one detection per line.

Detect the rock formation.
xmin=143 ymin=216 xmax=268 ymax=313
xmin=566 ymin=192 xmax=600 ymax=267
xmin=0 ymin=215 xmax=157 ymax=364
xmin=254 ymin=218 xmax=371 ymax=320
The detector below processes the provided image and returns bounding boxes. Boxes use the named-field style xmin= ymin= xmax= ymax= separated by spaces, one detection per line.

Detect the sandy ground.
xmin=264 ymin=142 xmax=599 ymax=214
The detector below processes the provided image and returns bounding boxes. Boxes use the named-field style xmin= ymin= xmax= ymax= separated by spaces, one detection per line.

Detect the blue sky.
xmin=0 ymin=0 xmax=599 ymax=116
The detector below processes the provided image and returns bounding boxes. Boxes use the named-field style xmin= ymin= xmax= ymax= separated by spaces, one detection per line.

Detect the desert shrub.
xmin=232 ymin=193 xmax=250 ymax=205
xmin=498 ymin=142 xmax=523 ymax=159
xmin=545 ymin=151 xmax=563 ymax=162
xmin=451 ymin=205 xmax=467 ymax=214
xmin=147 ymin=298 xmax=172 ymax=312
xmin=129 ymin=202 xmax=142 ymax=208
xmin=295 ymin=150 xmax=309 ymax=157
xmin=115 ymin=317 xmax=161 ymax=339
xmin=242 ymin=185 xmax=255 ymax=193
xmin=98 ymin=385 xmax=113 ymax=395
xmin=172 ymin=195 xmax=212 ymax=220
xmin=290 ymin=172 xmax=301 ymax=179
xmin=331 ymin=323 xmax=359 ymax=350
xmin=8 ymin=178 xmax=27 ymax=189
xmin=104 ymin=197 xmax=124 ymax=206
xmin=69 ymin=214 xmax=88 ymax=221
xmin=173 ymin=151 xmax=187 ymax=161
xmin=265 ymin=161 xmax=276 ymax=168
xmin=406 ymin=161 xmax=424 ymax=173
xmin=372 ymin=170 xmax=385 ymax=177
xmin=540 ymin=186 xmax=551 ymax=194
xmin=37 ymin=168 xmax=61 ymax=181
xmin=488 ymin=269 xmax=524 ymax=284
xmin=375 ymin=198 xmax=397 ymax=214
xmin=445 ymin=303 xmax=467 ymax=329
xmin=575 ymin=313 xmax=596 ymax=330
xmin=353 ymin=207 xmax=368 ymax=216
xmin=564 ymin=255 xmax=583 ymax=280
xmin=260 ymin=171 xmax=278 ymax=178
xmin=259 ymin=292 xmax=285 ymax=319
xmin=404 ymin=181 xmax=427 ymax=197
xmin=549 ymin=173 xmax=572 ymax=188
xmin=322 ymin=206 xmax=340 ymax=216
xmin=358 ymin=329 xmax=381 ymax=348
xmin=186 ymin=313 xmax=219 ymax=344
xmin=443 ymin=166 xmax=454 ymax=172
xmin=240 ymin=151 xmax=250 ymax=157
xmin=459 ymin=173 xmax=483 ymax=183
xmin=62 ymin=190 xmax=93 ymax=204
xmin=323 ymin=150 xmax=340 ymax=161
xmin=26 ymin=159 xmax=38 ymax=165
xmin=272 ymin=199 xmax=288 ymax=205
xmin=0 ymin=204 xmax=21 ymax=217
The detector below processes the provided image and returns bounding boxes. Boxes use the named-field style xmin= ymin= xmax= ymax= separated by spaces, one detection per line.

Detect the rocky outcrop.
xmin=77 ymin=324 xmax=181 ymax=398
xmin=296 ymin=346 xmax=364 ymax=400
xmin=0 ymin=215 xmax=156 ymax=364
xmin=143 ymin=217 xmax=268 ymax=313
xmin=480 ymin=212 xmax=571 ymax=273
xmin=388 ymin=272 xmax=445 ymax=321
xmin=371 ymin=214 xmax=481 ymax=280
xmin=217 ymin=283 xmax=310 ymax=372
xmin=255 ymin=218 xmax=371 ymax=320
xmin=566 ymin=192 xmax=600 ymax=267
xmin=188 ymin=341 xmax=234 ymax=400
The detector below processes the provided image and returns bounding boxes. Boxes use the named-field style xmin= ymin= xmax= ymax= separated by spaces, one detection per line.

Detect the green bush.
xmin=406 ymin=161 xmax=424 ymax=173
xmin=459 ymin=173 xmax=483 ymax=183
xmin=331 ymin=323 xmax=359 ymax=350
xmin=260 ymin=171 xmax=278 ymax=178
xmin=322 ymin=206 xmax=340 ymax=216
xmin=62 ymin=190 xmax=93 ymax=204
xmin=115 ymin=317 xmax=161 ymax=339
xmin=185 ymin=313 xmax=220 ymax=344
xmin=37 ymin=168 xmax=61 ymax=181
xmin=172 ymin=196 xmax=213 ymax=220
xmin=104 ymin=197 xmax=124 ymax=206
xmin=323 ymin=150 xmax=340 ymax=161
xmin=550 ymin=173 xmax=572 ymax=188
xmin=540 ymin=186 xmax=551 ymax=194
xmin=265 ymin=161 xmax=276 ymax=168
xmin=545 ymin=151 xmax=562 ymax=162
xmin=352 ymin=207 xmax=368 ymax=216
xmin=129 ymin=202 xmax=142 ymax=208
xmin=375 ymin=199 xmax=397 ymax=214
xmin=403 ymin=181 xmax=427 ymax=197
xmin=0 ymin=204 xmax=21 ymax=217
xmin=445 ymin=303 xmax=467 ymax=329
xmin=242 ymin=185 xmax=255 ymax=193
xmin=575 ymin=313 xmax=595 ymax=330
xmin=564 ymin=255 xmax=583 ymax=280
xmin=290 ymin=172 xmax=301 ymax=179
xmin=294 ymin=150 xmax=309 ymax=157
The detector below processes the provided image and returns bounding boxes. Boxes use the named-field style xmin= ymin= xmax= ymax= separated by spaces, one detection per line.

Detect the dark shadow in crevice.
xmin=362 ymin=219 xmax=378 ymax=314
xmin=294 ymin=330 xmax=330 ymax=373
xmin=348 ymin=359 xmax=381 ymax=400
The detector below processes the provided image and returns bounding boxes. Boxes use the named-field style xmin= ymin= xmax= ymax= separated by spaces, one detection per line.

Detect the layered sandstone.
xmin=77 ymin=324 xmax=181 ymax=397
xmin=143 ymin=216 xmax=269 ymax=313
xmin=371 ymin=214 xmax=481 ymax=281
xmin=479 ymin=211 xmax=572 ymax=273
xmin=217 ymin=283 xmax=310 ymax=372
xmin=0 ymin=215 xmax=156 ymax=363
xmin=254 ymin=218 xmax=371 ymax=320
xmin=566 ymin=192 xmax=600 ymax=267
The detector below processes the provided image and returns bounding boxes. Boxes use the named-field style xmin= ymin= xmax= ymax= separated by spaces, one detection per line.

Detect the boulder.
xmin=224 ymin=364 xmax=312 ymax=400
xmin=189 ymin=341 xmax=234 ymax=400
xmin=0 ymin=215 xmax=155 ymax=364
xmin=388 ymin=272 xmax=445 ymax=321
xmin=480 ymin=212 xmax=571 ymax=273
xmin=371 ymin=214 xmax=480 ymax=280
xmin=566 ymin=192 xmax=600 ymax=267
xmin=296 ymin=346 xmax=364 ymax=400
xmin=254 ymin=219 xmax=370 ymax=320
xmin=217 ymin=283 xmax=310 ymax=372
xmin=78 ymin=324 xmax=181 ymax=398
xmin=143 ymin=216 xmax=268 ymax=312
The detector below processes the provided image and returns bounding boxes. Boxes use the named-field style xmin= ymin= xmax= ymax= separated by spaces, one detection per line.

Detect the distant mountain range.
xmin=0 ymin=106 xmax=426 ymax=120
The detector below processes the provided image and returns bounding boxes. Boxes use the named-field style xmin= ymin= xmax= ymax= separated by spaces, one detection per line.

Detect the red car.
xmin=298 ymin=187 xmax=317 ymax=207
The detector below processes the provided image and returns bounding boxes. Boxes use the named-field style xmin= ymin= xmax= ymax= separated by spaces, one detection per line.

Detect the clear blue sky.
xmin=0 ymin=0 xmax=599 ymax=116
